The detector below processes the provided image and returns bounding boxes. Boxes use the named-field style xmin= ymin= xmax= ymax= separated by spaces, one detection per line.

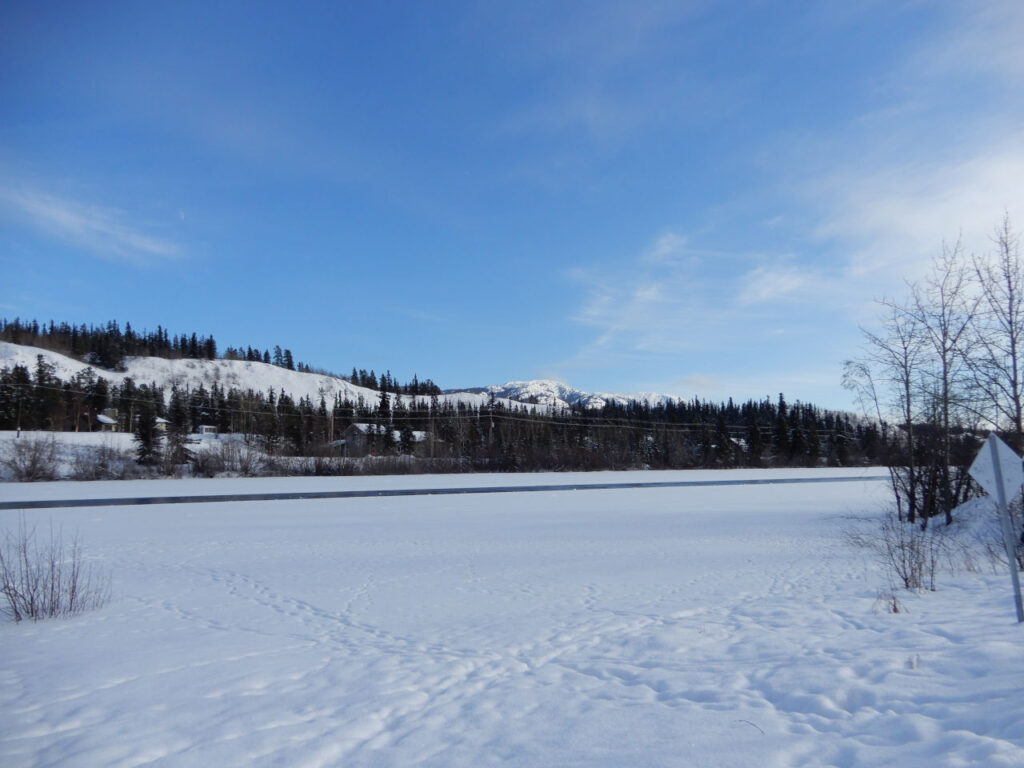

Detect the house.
xmin=341 ymin=423 xmax=433 ymax=457
xmin=341 ymin=423 xmax=383 ymax=457
xmin=96 ymin=413 xmax=118 ymax=432
xmin=155 ymin=417 xmax=170 ymax=433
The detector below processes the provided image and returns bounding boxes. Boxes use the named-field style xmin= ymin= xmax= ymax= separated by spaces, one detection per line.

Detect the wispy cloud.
xmin=812 ymin=136 xmax=1024 ymax=283
xmin=737 ymin=265 xmax=810 ymax=306
xmin=793 ymin=2 xmax=1024 ymax=295
xmin=905 ymin=0 xmax=1024 ymax=82
xmin=643 ymin=232 xmax=688 ymax=265
xmin=566 ymin=233 xmax=752 ymax=363
xmin=557 ymin=222 xmax=866 ymax=406
xmin=0 ymin=186 xmax=180 ymax=265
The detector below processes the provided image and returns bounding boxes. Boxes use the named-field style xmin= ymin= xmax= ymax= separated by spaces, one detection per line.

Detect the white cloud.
xmin=810 ymin=133 xmax=1024 ymax=289
xmin=565 ymin=233 xmax=739 ymax=365
xmin=737 ymin=265 xmax=809 ymax=305
xmin=906 ymin=0 xmax=1024 ymax=82
xmin=643 ymin=231 xmax=688 ymax=264
xmin=783 ymin=1 xmax=1024 ymax=304
xmin=558 ymin=227 xmax=865 ymax=408
xmin=0 ymin=186 xmax=180 ymax=265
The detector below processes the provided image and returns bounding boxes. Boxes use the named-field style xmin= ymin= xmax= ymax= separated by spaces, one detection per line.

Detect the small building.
xmin=342 ymin=423 xmax=382 ymax=457
xmin=155 ymin=417 xmax=170 ymax=433
xmin=96 ymin=413 xmax=118 ymax=432
xmin=196 ymin=424 xmax=218 ymax=436
xmin=341 ymin=423 xmax=433 ymax=457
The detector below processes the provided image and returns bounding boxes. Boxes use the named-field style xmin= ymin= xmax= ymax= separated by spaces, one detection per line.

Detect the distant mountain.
xmin=477 ymin=380 xmax=679 ymax=410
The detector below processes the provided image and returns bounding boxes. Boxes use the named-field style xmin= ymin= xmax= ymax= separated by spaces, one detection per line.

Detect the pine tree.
xmin=745 ymin=410 xmax=763 ymax=467
xmin=713 ymin=413 xmax=734 ymax=466
xmin=773 ymin=394 xmax=790 ymax=461
xmin=134 ymin=400 xmax=161 ymax=466
xmin=165 ymin=386 xmax=192 ymax=466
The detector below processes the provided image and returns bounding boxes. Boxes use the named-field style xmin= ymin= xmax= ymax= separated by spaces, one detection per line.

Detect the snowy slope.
xmin=0 ymin=341 xmax=532 ymax=412
xmin=2 ymin=474 xmax=1023 ymax=767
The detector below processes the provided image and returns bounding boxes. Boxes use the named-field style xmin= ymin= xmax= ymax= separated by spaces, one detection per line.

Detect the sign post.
xmin=968 ymin=433 xmax=1024 ymax=623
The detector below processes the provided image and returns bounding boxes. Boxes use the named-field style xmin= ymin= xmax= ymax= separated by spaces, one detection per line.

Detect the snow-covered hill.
xmin=1 ymin=341 xmax=684 ymax=412
xmin=0 ymin=341 xmax=532 ymax=412
xmin=1 ymin=341 xmax=683 ymax=412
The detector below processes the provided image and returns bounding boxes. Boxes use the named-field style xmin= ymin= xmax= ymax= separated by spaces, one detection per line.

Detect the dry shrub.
xmin=234 ymin=444 xmax=266 ymax=477
xmin=0 ymin=517 xmax=111 ymax=622
xmin=1 ymin=435 xmax=59 ymax=482
xmin=70 ymin=443 xmax=140 ymax=481
xmin=190 ymin=447 xmax=226 ymax=478
xmin=847 ymin=506 xmax=980 ymax=593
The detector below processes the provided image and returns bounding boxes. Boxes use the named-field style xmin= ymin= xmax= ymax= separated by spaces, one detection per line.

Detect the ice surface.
xmin=2 ymin=473 xmax=1023 ymax=767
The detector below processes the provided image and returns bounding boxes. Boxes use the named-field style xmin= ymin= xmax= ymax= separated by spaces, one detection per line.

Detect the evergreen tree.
xmin=773 ymin=394 xmax=790 ymax=461
xmin=713 ymin=413 xmax=734 ymax=466
xmin=165 ymin=386 xmax=192 ymax=466
xmin=745 ymin=410 xmax=764 ymax=467
xmin=806 ymin=423 xmax=821 ymax=467
xmin=134 ymin=400 xmax=161 ymax=466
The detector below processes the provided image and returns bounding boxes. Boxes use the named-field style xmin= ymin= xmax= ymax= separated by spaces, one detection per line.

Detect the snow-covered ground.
xmin=2 ymin=473 xmax=1023 ymax=767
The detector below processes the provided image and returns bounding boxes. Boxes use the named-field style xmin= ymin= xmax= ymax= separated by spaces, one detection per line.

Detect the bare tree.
xmin=845 ymin=300 xmax=927 ymax=522
xmin=970 ymin=215 xmax=1024 ymax=449
xmin=908 ymin=242 xmax=979 ymax=523
xmin=846 ymin=242 xmax=980 ymax=526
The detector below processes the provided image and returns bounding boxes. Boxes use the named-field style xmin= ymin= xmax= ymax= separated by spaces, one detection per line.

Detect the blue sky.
xmin=2 ymin=1 xmax=1022 ymax=410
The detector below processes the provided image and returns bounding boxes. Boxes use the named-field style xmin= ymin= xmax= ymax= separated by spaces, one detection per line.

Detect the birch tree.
xmin=970 ymin=215 xmax=1024 ymax=449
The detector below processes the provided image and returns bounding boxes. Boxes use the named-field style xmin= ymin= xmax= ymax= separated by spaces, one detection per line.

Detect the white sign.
xmin=968 ymin=433 xmax=1024 ymax=623
xmin=969 ymin=433 xmax=1024 ymax=506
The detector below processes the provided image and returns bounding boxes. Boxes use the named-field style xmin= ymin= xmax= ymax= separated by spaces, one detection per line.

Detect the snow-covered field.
xmin=2 ymin=472 xmax=1023 ymax=767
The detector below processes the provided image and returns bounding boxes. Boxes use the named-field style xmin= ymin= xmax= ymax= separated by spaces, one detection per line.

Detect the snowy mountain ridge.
xmin=481 ymin=380 xmax=679 ymax=410
xmin=0 ymin=341 xmax=674 ymax=412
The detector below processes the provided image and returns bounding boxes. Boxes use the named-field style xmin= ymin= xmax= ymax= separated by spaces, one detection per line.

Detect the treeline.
xmin=0 ymin=317 xmax=438 ymax=394
xmin=1 ymin=318 xmax=219 ymax=370
xmin=400 ymin=393 xmax=885 ymax=472
xmin=346 ymin=369 xmax=442 ymax=397
xmin=0 ymin=355 xmax=886 ymax=470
